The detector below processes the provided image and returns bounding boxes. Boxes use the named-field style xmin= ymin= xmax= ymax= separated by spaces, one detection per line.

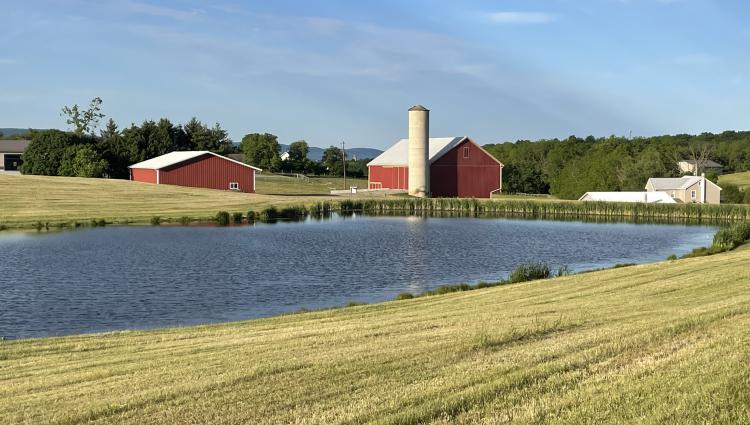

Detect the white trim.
xmin=229 ymin=181 xmax=239 ymax=190
xmin=253 ymin=171 xmax=256 ymax=192
xmin=156 ymin=169 xmax=160 ymax=184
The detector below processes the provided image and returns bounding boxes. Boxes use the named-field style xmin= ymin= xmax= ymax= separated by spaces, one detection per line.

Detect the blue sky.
xmin=1 ymin=0 xmax=748 ymax=149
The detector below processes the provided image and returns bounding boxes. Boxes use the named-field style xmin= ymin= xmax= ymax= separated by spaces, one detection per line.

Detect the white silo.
xmin=408 ymin=105 xmax=430 ymax=197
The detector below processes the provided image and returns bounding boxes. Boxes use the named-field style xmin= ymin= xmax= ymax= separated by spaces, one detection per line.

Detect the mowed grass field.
xmin=2 ymin=250 xmax=749 ymax=424
xmin=719 ymin=171 xmax=750 ymax=190
xmin=0 ymin=174 xmax=366 ymax=227
xmin=256 ymin=173 xmax=369 ymax=195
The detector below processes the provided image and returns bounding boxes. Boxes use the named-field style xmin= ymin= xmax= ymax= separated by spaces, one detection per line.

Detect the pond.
xmin=0 ymin=215 xmax=717 ymax=339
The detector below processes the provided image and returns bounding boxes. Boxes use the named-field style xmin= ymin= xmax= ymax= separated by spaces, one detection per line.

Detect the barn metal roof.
xmin=367 ymin=137 xmax=468 ymax=166
xmin=129 ymin=151 xmax=261 ymax=171
xmin=0 ymin=139 xmax=31 ymax=153
xmin=579 ymin=191 xmax=676 ymax=203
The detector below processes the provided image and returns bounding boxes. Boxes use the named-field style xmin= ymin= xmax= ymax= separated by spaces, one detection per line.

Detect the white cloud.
xmin=123 ymin=1 xmax=204 ymax=22
xmin=0 ymin=58 xmax=20 ymax=65
xmin=487 ymin=12 xmax=555 ymax=24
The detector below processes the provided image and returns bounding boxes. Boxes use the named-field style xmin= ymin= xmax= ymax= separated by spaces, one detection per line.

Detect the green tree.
xmin=61 ymin=97 xmax=105 ymax=136
xmin=97 ymin=119 xmax=134 ymax=179
xmin=20 ymin=130 xmax=90 ymax=175
xmin=240 ymin=133 xmax=280 ymax=171
xmin=322 ymin=145 xmax=343 ymax=176
xmin=59 ymin=145 xmax=108 ymax=178
xmin=184 ymin=118 xmax=233 ymax=154
xmin=287 ymin=140 xmax=309 ymax=173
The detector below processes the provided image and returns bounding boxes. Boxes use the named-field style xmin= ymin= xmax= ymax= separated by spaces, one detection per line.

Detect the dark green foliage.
xmin=508 ymin=262 xmax=551 ymax=283
xmin=246 ymin=211 xmax=257 ymax=223
xmin=58 ymin=145 xmax=108 ymax=177
xmin=395 ymin=292 xmax=415 ymax=300
xmin=720 ymin=183 xmax=743 ymax=204
xmin=666 ymin=254 xmax=678 ymax=261
xmin=744 ymin=190 xmax=750 ymax=205
xmin=232 ymin=212 xmax=244 ymax=224
xmin=150 ymin=216 xmax=162 ymax=226
xmin=424 ymin=284 xmax=473 ymax=296
xmin=61 ymin=97 xmax=104 ymax=136
xmin=215 ymin=211 xmax=230 ymax=226
xmin=277 ymin=206 xmax=307 ymax=221
xmin=21 ymin=130 xmax=94 ymax=175
xmin=484 ymin=131 xmax=750 ymax=199
xmin=179 ymin=216 xmax=192 ymax=226
xmin=322 ymin=145 xmax=344 ymax=176
xmin=184 ymin=118 xmax=233 ymax=155
xmin=258 ymin=207 xmax=278 ymax=223
xmin=241 ymin=133 xmax=280 ymax=171
xmin=90 ymin=219 xmax=106 ymax=227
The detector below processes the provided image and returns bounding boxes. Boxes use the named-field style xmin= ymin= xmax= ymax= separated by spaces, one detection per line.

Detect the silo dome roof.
xmin=408 ymin=105 xmax=429 ymax=111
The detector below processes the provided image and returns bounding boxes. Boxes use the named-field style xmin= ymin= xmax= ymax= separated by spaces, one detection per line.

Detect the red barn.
xmin=129 ymin=151 xmax=261 ymax=193
xmin=367 ymin=137 xmax=503 ymax=198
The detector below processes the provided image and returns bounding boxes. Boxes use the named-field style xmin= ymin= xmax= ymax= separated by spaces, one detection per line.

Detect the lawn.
xmin=256 ymin=173 xmax=369 ymax=195
xmin=0 ymin=173 xmax=359 ymax=227
xmin=719 ymin=171 xmax=750 ymax=190
xmin=1 ymin=250 xmax=749 ymax=424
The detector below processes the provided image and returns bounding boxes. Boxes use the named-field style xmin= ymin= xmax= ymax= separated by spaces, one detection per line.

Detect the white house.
xmin=645 ymin=175 xmax=721 ymax=204
xmin=280 ymin=151 xmax=290 ymax=161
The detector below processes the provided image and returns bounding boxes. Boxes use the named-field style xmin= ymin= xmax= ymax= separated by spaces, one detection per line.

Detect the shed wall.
xmin=430 ymin=140 xmax=502 ymax=198
xmin=368 ymin=166 xmax=408 ymax=190
xmin=131 ymin=168 xmax=157 ymax=184
xmin=159 ymin=154 xmax=255 ymax=192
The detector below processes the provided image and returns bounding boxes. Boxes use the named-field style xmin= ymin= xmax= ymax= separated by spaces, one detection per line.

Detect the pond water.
xmin=0 ymin=215 xmax=717 ymax=339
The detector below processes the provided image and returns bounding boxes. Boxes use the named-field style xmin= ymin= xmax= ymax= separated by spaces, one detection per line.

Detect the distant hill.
xmin=278 ymin=144 xmax=383 ymax=161
xmin=0 ymin=128 xmax=35 ymax=138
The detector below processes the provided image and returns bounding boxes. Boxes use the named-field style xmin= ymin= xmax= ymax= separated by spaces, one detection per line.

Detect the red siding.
xmin=431 ymin=140 xmax=502 ymax=198
xmin=159 ymin=154 xmax=255 ymax=193
xmin=368 ymin=165 xmax=408 ymax=190
xmin=131 ymin=168 xmax=157 ymax=184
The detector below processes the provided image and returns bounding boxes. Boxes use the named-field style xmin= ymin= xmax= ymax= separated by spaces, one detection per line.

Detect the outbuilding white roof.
xmin=579 ymin=191 xmax=676 ymax=203
xmin=129 ymin=151 xmax=261 ymax=171
xmin=646 ymin=176 xmax=721 ymax=191
xmin=367 ymin=137 xmax=467 ymax=166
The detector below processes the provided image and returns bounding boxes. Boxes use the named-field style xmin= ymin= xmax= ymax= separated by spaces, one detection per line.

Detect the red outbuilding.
xmin=129 ymin=151 xmax=261 ymax=193
xmin=367 ymin=137 xmax=503 ymax=198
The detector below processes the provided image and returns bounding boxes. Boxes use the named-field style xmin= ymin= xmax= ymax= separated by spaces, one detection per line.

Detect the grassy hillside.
xmin=0 ymin=174 xmax=348 ymax=227
xmin=1 ymin=250 xmax=748 ymax=424
xmin=719 ymin=171 xmax=750 ymax=190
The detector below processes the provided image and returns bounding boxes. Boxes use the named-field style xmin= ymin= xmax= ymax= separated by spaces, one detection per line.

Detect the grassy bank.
xmin=0 ymin=174 xmax=341 ymax=228
xmin=720 ymin=171 xmax=750 ymax=190
xmin=2 ymin=249 xmax=749 ymax=424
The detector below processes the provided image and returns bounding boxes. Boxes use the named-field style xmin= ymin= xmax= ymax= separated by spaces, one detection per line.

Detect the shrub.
xmin=179 ymin=216 xmax=191 ymax=226
xmin=395 ymin=292 xmax=415 ymax=300
xmin=150 ymin=216 xmax=161 ymax=226
xmin=556 ymin=265 xmax=571 ymax=277
xmin=215 ymin=211 xmax=230 ymax=226
xmin=246 ymin=210 xmax=257 ymax=223
xmin=720 ymin=183 xmax=743 ymax=204
xmin=712 ymin=221 xmax=750 ymax=251
xmin=258 ymin=207 xmax=278 ymax=223
xmin=90 ymin=219 xmax=106 ymax=227
xmin=232 ymin=212 xmax=244 ymax=224
xmin=425 ymin=283 xmax=472 ymax=296
xmin=666 ymin=254 xmax=678 ymax=261
xmin=508 ymin=262 xmax=551 ymax=284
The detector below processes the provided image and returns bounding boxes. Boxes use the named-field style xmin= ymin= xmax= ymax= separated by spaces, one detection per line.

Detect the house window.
xmin=463 ymin=146 xmax=469 ymax=158
xmin=671 ymin=191 xmax=675 ymax=198
xmin=229 ymin=182 xmax=239 ymax=190
xmin=691 ymin=190 xmax=696 ymax=200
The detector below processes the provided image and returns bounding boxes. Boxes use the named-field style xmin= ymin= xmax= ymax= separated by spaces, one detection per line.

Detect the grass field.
xmin=256 ymin=173 xmax=368 ymax=195
xmin=0 ymin=174 xmax=362 ymax=227
xmin=719 ymin=171 xmax=750 ymax=190
xmin=2 ymin=250 xmax=749 ymax=424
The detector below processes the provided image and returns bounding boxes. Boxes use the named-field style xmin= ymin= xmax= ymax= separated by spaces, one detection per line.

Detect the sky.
xmin=1 ymin=0 xmax=749 ymax=149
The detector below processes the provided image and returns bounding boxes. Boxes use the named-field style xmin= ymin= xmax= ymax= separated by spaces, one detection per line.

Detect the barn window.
xmin=463 ymin=146 xmax=469 ymax=158
xmin=229 ymin=182 xmax=239 ymax=190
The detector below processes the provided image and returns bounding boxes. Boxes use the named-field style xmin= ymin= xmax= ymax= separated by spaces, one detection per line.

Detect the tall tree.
xmin=59 ymin=145 xmax=108 ymax=178
xmin=240 ymin=133 xmax=280 ymax=171
xmin=287 ymin=140 xmax=309 ymax=173
xmin=61 ymin=97 xmax=105 ymax=136
xmin=20 ymin=130 xmax=91 ymax=175
xmin=322 ymin=145 xmax=343 ymax=176
xmin=97 ymin=119 xmax=133 ymax=179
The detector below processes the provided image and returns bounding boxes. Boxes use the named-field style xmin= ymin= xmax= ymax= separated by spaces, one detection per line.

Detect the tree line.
xmin=21 ymin=98 xmax=371 ymax=179
xmin=484 ymin=132 xmax=750 ymax=200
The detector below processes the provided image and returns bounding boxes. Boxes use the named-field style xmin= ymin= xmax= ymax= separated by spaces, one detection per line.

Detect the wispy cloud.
xmin=0 ymin=58 xmax=21 ymax=65
xmin=487 ymin=12 xmax=555 ymax=24
xmin=123 ymin=1 xmax=204 ymax=22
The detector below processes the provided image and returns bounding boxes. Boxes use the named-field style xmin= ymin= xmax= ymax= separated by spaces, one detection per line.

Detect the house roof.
xmin=367 ymin=137 xmax=503 ymax=167
xmin=679 ymin=159 xmax=724 ymax=167
xmin=646 ymin=176 xmax=721 ymax=191
xmin=129 ymin=151 xmax=261 ymax=171
xmin=0 ymin=139 xmax=31 ymax=153
xmin=579 ymin=191 xmax=676 ymax=203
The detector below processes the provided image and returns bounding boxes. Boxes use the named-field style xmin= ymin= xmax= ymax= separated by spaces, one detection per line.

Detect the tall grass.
xmin=338 ymin=198 xmax=750 ymax=222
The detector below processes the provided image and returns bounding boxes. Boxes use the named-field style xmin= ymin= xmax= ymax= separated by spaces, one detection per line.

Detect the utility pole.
xmin=341 ymin=141 xmax=347 ymax=190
